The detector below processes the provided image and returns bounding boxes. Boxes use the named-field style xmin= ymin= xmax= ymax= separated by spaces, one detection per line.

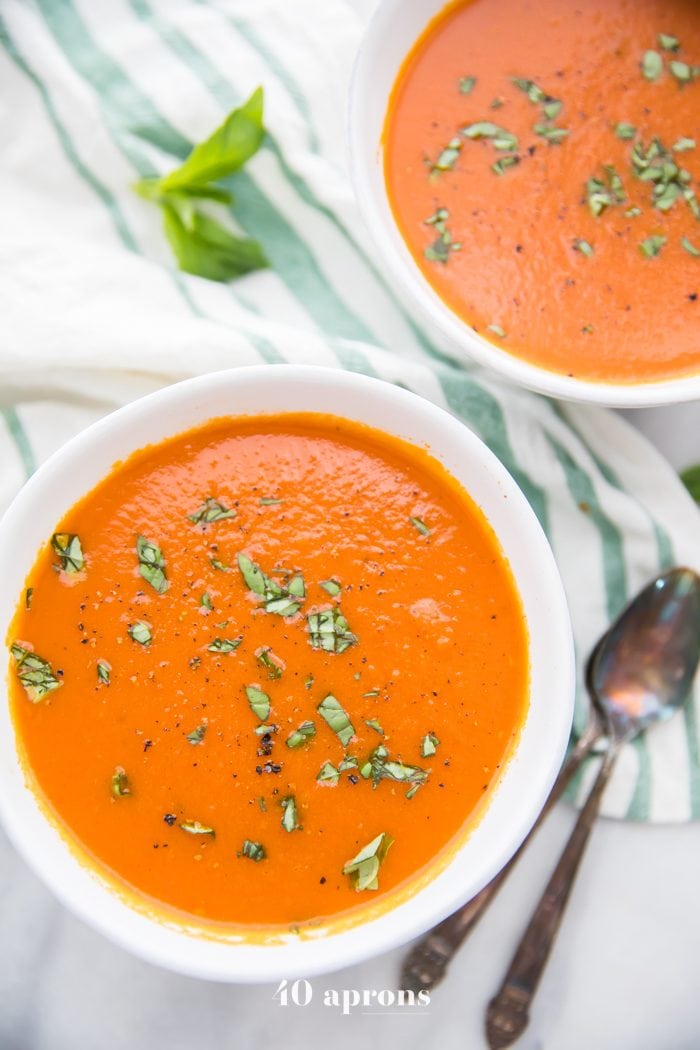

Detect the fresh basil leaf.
xmin=128 ymin=621 xmax=152 ymax=646
xmin=320 ymin=579 xmax=341 ymax=597
xmin=342 ymin=832 xmax=394 ymax=892
xmin=363 ymin=743 xmax=429 ymax=796
xmin=186 ymin=723 xmax=207 ymax=745
xmin=458 ymin=75 xmax=476 ymax=94
xmin=259 ymin=497 xmax=283 ymax=505
xmin=256 ymin=646 xmax=284 ymax=679
xmin=365 ymin=718 xmax=384 ymax=735
xmin=254 ymin=723 xmax=278 ymax=736
xmin=681 ymin=236 xmax=700 ymax=257
xmin=237 ymin=553 xmax=305 ymax=616
xmin=180 ymin=820 xmax=215 ymax=836
xmin=210 ymin=557 xmax=230 ymax=572
xmin=658 ymin=33 xmax=680 ymax=52
xmin=111 ymin=767 xmax=131 ymax=798
xmin=409 ymin=516 xmax=431 ymax=537
xmin=188 ymin=497 xmax=236 ymax=524
xmin=317 ymin=761 xmax=340 ymax=785
xmin=239 ymin=839 xmax=266 ymax=861
xmin=681 ymin=464 xmax=700 ymax=500
xmin=286 ymin=720 xmax=316 ymax=749
xmin=136 ymin=534 xmax=168 ymax=594
xmin=639 ymin=234 xmax=667 ymax=258
xmin=307 ymin=608 xmax=357 ymax=654
xmin=11 ymin=644 xmax=62 ymax=702
xmin=421 ymin=732 xmax=440 ymax=757
xmin=200 ymin=592 xmax=214 ymax=610
xmin=97 ymin=659 xmax=111 ymax=685
xmin=317 ymin=694 xmax=354 ymax=747
xmin=641 ymin=50 xmax=663 ymax=81
xmin=162 ymin=201 xmax=268 ymax=283
xmin=280 ymin=795 xmax=301 ymax=833
xmin=207 ymin=636 xmax=242 ymax=653
xmin=246 ymin=685 xmax=271 ymax=721
xmin=338 ymin=755 xmax=359 ymax=772
xmin=51 ymin=533 xmax=84 ymax=573
xmin=615 ymin=122 xmax=637 ymax=140
xmin=305 ymin=674 xmax=314 ymax=690
xmin=161 ymin=87 xmax=265 ymax=191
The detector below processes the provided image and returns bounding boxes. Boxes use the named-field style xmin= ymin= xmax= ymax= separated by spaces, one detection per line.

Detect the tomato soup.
xmin=384 ymin=0 xmax=700 ymax=384
xmin=7 ymin=414 xmax=528 ymax=929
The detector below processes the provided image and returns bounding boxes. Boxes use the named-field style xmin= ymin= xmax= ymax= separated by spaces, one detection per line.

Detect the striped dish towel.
xmin=1 ymin=0 xmax=699 ymax=822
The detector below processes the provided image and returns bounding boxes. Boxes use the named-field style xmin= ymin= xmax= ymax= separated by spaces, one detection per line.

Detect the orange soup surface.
xmin=8 ymin=414 xmax=528 ymax=930
xmin=384 ymin=0 xmax=700 ymax=384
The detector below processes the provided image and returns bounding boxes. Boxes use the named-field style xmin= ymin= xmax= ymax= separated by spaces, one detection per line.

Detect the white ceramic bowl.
xmin=0 ymin=366 xmax=574 ymax=981
xmin=348 ymin=0 xmax=700 ymax=408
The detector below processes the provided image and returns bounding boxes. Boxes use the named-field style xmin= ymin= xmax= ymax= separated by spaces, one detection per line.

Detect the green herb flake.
xmin=639 ymin=234 xmax=667 ymax=258
xmin=186 ymin=723 xmax=207 ymax=745
xmin=681 ymin=236 xmax=700 ymax=257
xmin=280 ymin=795 xmax=301 ymax=832
xmin=463 ymin=120 xmax=512 ymax=141
xmin=51 ymin=533 xmax=84 ymax=574
xmin=286 ymin=720 xmax=316 ymax=749
xmin=409 ymin=516 xmax=431 ymax=536
xmin=490 ymin=96 xmax=504 ymax=110
xmin=365 ymin=718 xmax=384 ymax=735
xmin=180 ymin=820 xmax=215 ymax=837
xmin=511 ymin=76 xmax=546 ymax=104
xmin=97 ymin=659 xmax=111 ymax=685
xmin=421 ymin=732 xmax=440 ymax=758
xmin=681 ymin=464 xmax=700 ymax=501
xmin=458 ymin=75 xmax=477 ymax=94
xmin=317 ymin=694 xmax=355 ymax=747
xmin=256 ymin=646 xmax=283 ymax=679
xmin=136 ymin=534 xmax=168 ymax=594
xmin=491 ymin=155 xmax=520 ymax=176
xmin=187 ymin=497 xmax=236 ymax=524
xmin=430 ymin=136 xmax=462 ymax=173
xmin=128 ymin=621 xmax=152 ymax=647
xmin=362 ymin=743 xmax=429 ymax=797
xmin=533 ymin=123 xmax=570 ymax=144
xmin=307 ymin=607 xmax=357 ymax=654
xmin=305 ymin=674 xmax=314 ymax=690
xmin=111 ymin=767 xmax=131 ymax=798
xmin=342 ymin=832 xmax=394 ymax=892
xmin=615 ymin=122 xmax=637 ymax=140
xmin=246 ymin=685 xmax=271 ymax=721
xmin=259 ymin=497 xmax=283 ymax=506
xmin=207 ymin=636 xmax=242 ymax=653
xmin=669 ymin=60 xmax=693 ymax=84
xmin=486 ymin=323 xmax=507 ymax=338
xmin=659 ymin=33 xmax=680 ymax=52
xmin=363 ymin=690 xmax=380 ymax=698
xmin=673 ymin=137 xmax=696 ymax=153
xmin=254 ymin=723 xmax=278 ymax=736
xmin=258 ymin=796 xmax=267 ymax=812
xmin=10 ymin=644 xmax=62 ymax=702
xmin=239 ymin=839 xmax=266 ymax=861
xmin=320 ymin=579 xmax=342 ymax=597
xmin=573 ymin=239 xmax=594 ymax=257
xmin=625 ymin=206 xmax=643 ymax=218
xmin=317 ymin=761 xmax=340 ymax=786
xmin=25 ymin=588 xmax=33 ymax=611
xmin=199 ymin=592 xmax=214 ymax=610
xmin=237 ymin=552 xmax=304 ymax=616
xmin=210 ymin=557 xmax=230 ymax=572
xmin=641 ymin=50 xmax=663 ymax=81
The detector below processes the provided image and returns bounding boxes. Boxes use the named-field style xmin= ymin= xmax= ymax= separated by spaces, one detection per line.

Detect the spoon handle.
xmin=400 ymin=720 xmax=601 ymax=993
xmin=484 ymin=744 xmax=619 ymax=1050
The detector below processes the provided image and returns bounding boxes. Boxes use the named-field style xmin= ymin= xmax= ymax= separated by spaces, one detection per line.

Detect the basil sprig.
xmin=11 ymin=644 xmax=62 ymax=702
xmin=342 ymin=832 xmax=394 ymax=892
xmin=133 ymin=88 xmax=269 ymax=283
xmin=51 ymin=533 xmax=84 ymax=574
xmin=136 ymin=534 xmax=168 ymax=594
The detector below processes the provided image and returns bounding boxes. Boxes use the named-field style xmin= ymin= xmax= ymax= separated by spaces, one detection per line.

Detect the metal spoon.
xmin=485 ymin=566 xmax=700 ymax=1049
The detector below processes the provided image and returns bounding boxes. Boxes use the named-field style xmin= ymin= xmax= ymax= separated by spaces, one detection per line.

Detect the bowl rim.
xmin=346 ymin=0 xmax=700 ymax=409
xmin=0 ymin=364 xmax=575 ymax=981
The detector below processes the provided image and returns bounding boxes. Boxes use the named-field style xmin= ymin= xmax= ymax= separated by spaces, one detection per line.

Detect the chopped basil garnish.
xmin=639 ymin=234 xmax=667 ymax=258
xmin=342 ymin=832 xmax=394 ymax=892
xmin=180 ymin=820 xmax=215 ymax=836
xmin=533 ymin=123 xmax=569 ymax=144
xmin=246 ymin=685 xmax=271 ymax=721
xmin=111 ymin=767 xmax=131 ymax=798
xmin=281 ymin=795 xmax=301 ymax=832
xmin=463 ymin=121 xmax=517 ymax=149
xmin=641 ymin=50 xmax=663 ymax=81
xmin=361 ymin=743 xmax=429 ymax=796
xmin=256 ymin=646 xmax=283 ymax=679
xmin=317 ymin=694 xmax=354 ymax=746
xmin=615 ymin=122 xmax=637 ymax=140
xmin=338 ymin=755 xmax=358 ymax=772
xmin=135 ymin=534 xmax=168 ymax=594
xmin=511 ymin=76 xmax=546 ymax=104
xmin=658 ymin=33 xmax=680 ymax=52
xmin=423 ymin=207 xmax=462 ymax=263
xmin=409 ymin=516 xmax=431 ymax=536
xmin=458 ymin=75 xmax=476 ymax=94
xmin=307 ymin=608 xmax=357 ymax=654
xmin=128 ymin=621 xmax=152 ymax=646
xmin=573 ymin=239 xmax=594 ymax=257
xmin=255 ymin=723 xmax=278 ymax=735
xmin=421 ymin=732 xmax=440 ymax=757
xmin=186 ymin=723 xmax=207 ymax=745
xmin=625 ymin=206 xmax=642 ymax=218
xmin=200 ymin=592 xmax=214 ymax=610
xmin=673 ymin=137 xmax=696 ymax=153
xmin=491 ymin=155 xmax=520 ymax=176
xmin=239 ymin=839 xmax=266 ymax=861
xmin=365 ymin=718 xmax=384 ymax=735
xmin=207 ymin=636 xmax=242 ymax=653
xmin=669 ymin=60 xmax=693 ymax=84
xmin=51 ymin=533 xmax=84 ymax=574
xmin=681 ymin=236 xmax=700 ymax=257
xmin=97 ymin=659 xmax=111 ymax=685
xmin=363 ymin=690 xmax=380 ymax=698
xmin=317 ymin=761 xmax=340 ymax=786
xmin=210 ymin=557 xmax=230 ymax=572
xmin=188 ymin=497 xmax=236 ymax=524
xmin=11 ymin=644 xmax=62 ymax=702
xmin=259 ymin=497 xmax=283 ymax=505
xmin=305 ymin=674 xmax=314 ymax=690
xmin=320 ymin=579 xmax=341 ymax=597
xmin=286 ymin=720 xmax=316 ymax=749
xmin=430 ymin=136 xmax=462 ymax=173
xmin=237 ymin=553 xmax=305 ymax=616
